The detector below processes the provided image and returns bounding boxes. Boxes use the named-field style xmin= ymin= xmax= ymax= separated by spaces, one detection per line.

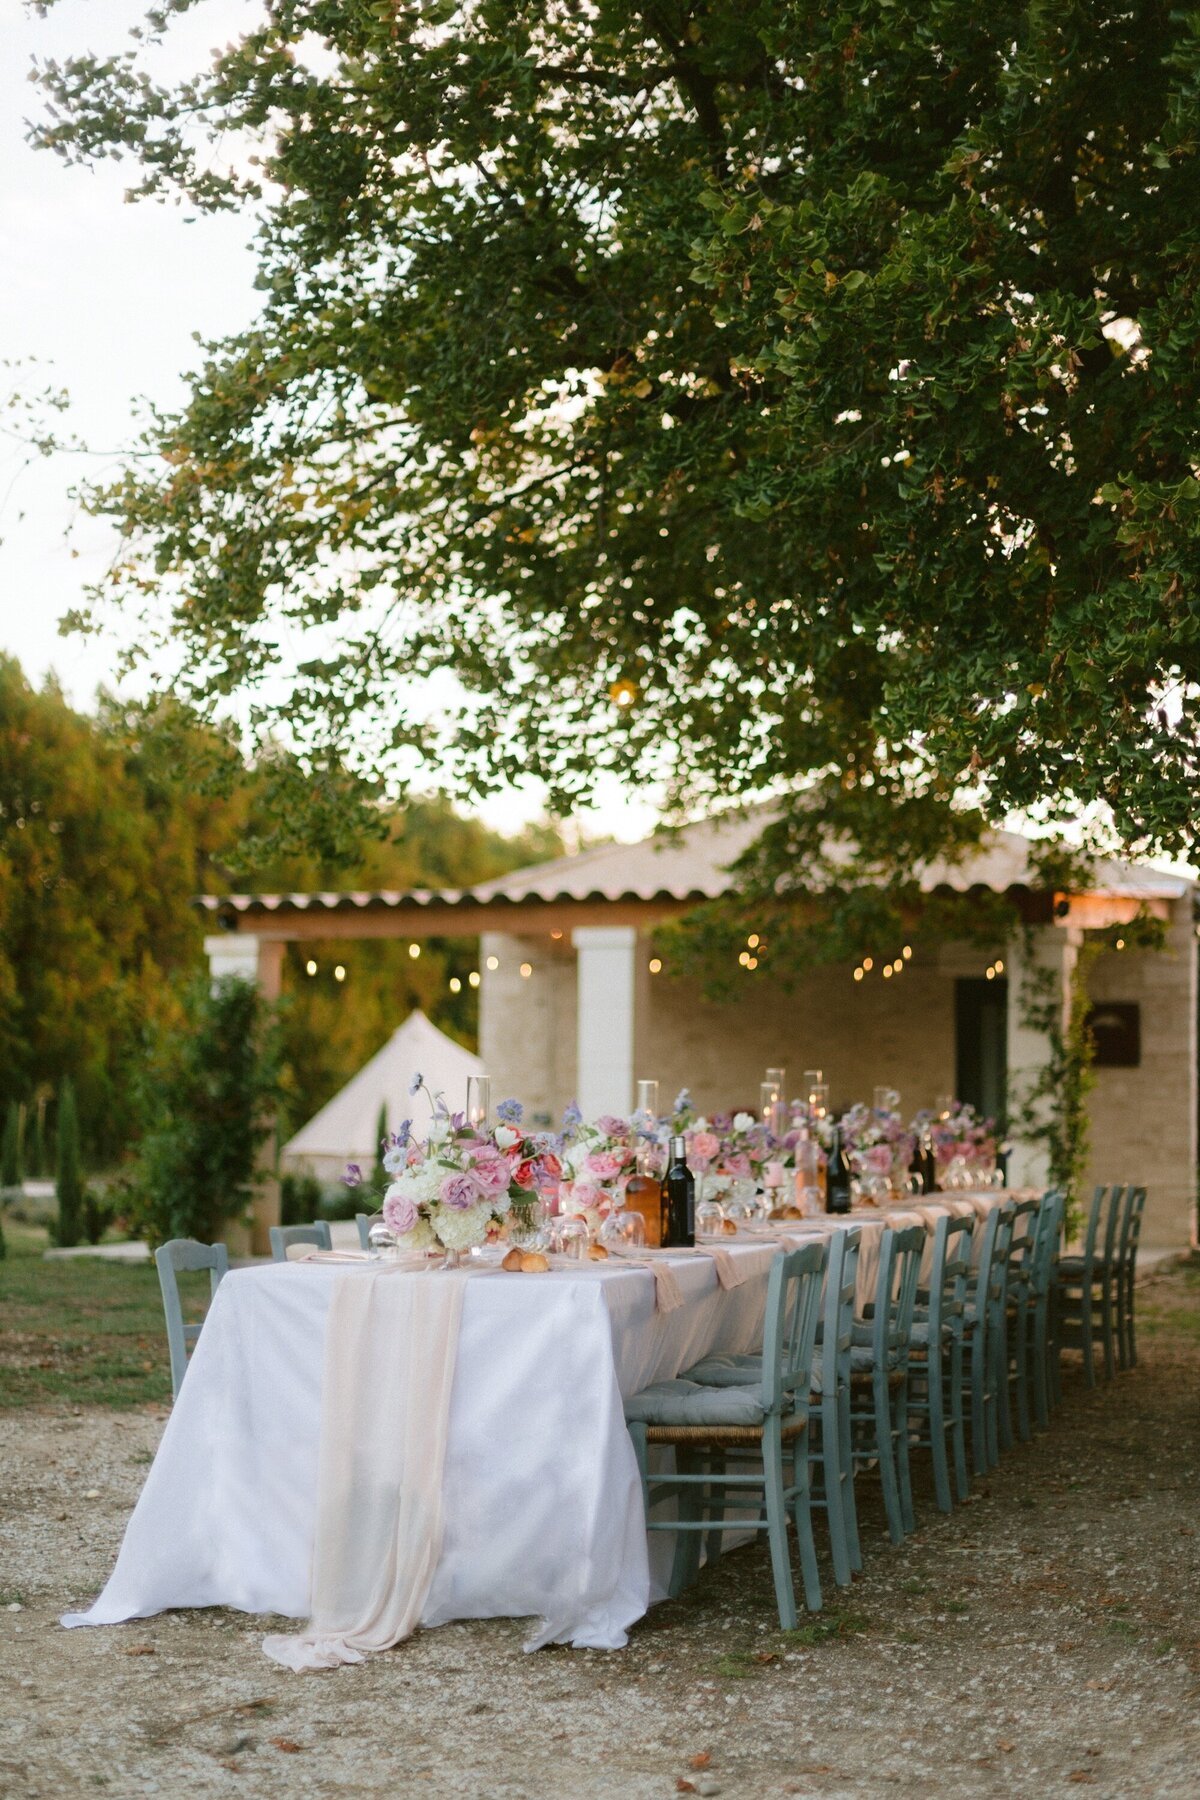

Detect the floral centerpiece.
xmin=925 ymin=1103 xmax=997 ymax=1173
xmin=712 ymin=1110 xmax=772 ymax=1181
xmin=842 ymin=1103 xmax=915 ymax=1183
xmin=558 ymin=1106 xmax=636 ymax=1229
xmin=345 ymin=1078 xmax=560 ymax=1264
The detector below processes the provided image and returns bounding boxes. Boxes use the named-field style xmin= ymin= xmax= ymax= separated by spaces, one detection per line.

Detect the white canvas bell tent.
xmin=281 ymin=1010 xmax=484 ymax=1182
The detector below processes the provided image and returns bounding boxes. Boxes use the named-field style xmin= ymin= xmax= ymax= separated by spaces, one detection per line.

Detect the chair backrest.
xmin=1078 ymin=1185 xmax=1108 ymax=1266
xmin=1029 ymin=1189 xmax=1065 ymax=1297
xmin=870 ymin=1224 xmax=926 ymax=1370
xmin=269 ymin=1220 xmax=332 ymax=1262
xmin=356 ymin=1211 xmax=384 ymax=1252
xmin=1118 ymin=1185 xmax=1147 ymax=1275
xmin=982 ymin=1200 xmax=1018 ymax=1335
xmin=761 ymin=1240 xmax=827 ymax=1414
xmin=1100 ymin=1183 xmax=1127 ymax=1268
xmin=155 ymin=1237 xmax=229 ymax=1400
xmin=1007 ymin=1195 xmax=1041 ymax=1281
xmin=926 ymin=1213 xmax=974 ymax=1343
xmin=821 ymin=1227 xmax=862 ymax=1394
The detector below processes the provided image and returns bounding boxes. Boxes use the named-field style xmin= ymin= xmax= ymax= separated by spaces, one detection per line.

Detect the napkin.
xmin=612 ymin=1252 xmax=684 ymax=1313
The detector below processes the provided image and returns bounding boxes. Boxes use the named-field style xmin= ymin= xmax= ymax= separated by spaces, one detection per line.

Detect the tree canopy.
xmin=30 ymin=1 xmax=1200 ymax=870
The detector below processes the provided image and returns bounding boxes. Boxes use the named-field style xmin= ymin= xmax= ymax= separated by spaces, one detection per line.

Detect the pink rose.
xmin=512 ymin=1158 xmax=538 ymax=1190
xmin=867 ymin=1144 xmax=893 ymax=1175
xmin=383 ymin=1190 xmax=419 ymax=1237
xmin=595 ymin=1114 xmax=629 ymax=1138
xmin=725 ymin=1152 xmax=751 ymax=1179
xmin=440 ymin=1171 xmax=484 ymax=1210
xmin=586 ymin=1150 xmax=623 ymax=1181
xmin=568 ymin=1179 xmax=603 ymax=1213
xmin=469 ymin=1152 xmax=512 ymax=1197
xmin=690 ymin=1130 xmax=720 ymax=1165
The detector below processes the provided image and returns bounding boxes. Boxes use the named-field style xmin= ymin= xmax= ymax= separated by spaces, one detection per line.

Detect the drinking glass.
xmin=466 ymin=1075 xmax=491 ymax=1132
xmin=367 ymin=1221 xmax=397 ymax=1260
xmin=798 ymin=1185 xmax=824 ymax=1219
xmin=553 ymin=1216 xmax=589 ymax=1260
xmin=635 ymin=1079 xmax=660 ymax=1118
xmin=696 ymin=1197 xmax=726 ymax=1241
xmin=600 ymin=1206 xmax=646 ymax=1251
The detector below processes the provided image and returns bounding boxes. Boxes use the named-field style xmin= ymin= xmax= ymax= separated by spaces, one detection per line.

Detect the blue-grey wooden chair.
xmin=847 ymin=1223 xmax=925 ymax=1544
xmin=1053 ymin=1185 xmax=1111 ymax=1388
xmin=269 ymin=1220 xmax=332 ymax=1261
xmin=682 ymin=1228 xmax=863 ymax=1590
xmin=1116 ymin=1185 xmax=1147 ymax=1370
xmin=624 ymin=1241 xmax=828 ymax=1627
xmin=997 ymin=1196 xmax=1040 ymax=1452
xmin=356 ymin=1211 xmax=384 ymax=1251
xmin=963 ymin=1199 xmax=1014 ymax=1474
xmin=155 ymin=1238 xmax=229 ymax=1400
xmin=907 ymin=1212 xmax=974 ymax=1513
xmin=1026 ymin=1189 xmax=1065 ymax=1429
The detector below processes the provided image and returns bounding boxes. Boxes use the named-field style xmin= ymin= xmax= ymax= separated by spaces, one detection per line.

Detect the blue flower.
xmin=561 ymin=1100 xmax=583 ymax=1130
xmin=673 ymin=1087 xmax=692 ymax=1115
xmin=496 ymin=1098 xmax=524 ymax=1125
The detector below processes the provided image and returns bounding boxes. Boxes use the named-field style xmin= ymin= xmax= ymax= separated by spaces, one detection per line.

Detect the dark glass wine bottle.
xmin=825 ymin=1123 xmax=852 ymax=1215
xmin=661 ymin=1134 xmax=695 ymax=1247
xmin=920 ymin=1127 xmax=938 ymax=1195
xmin=908 ymin=1132 xmax=926 ymax=1195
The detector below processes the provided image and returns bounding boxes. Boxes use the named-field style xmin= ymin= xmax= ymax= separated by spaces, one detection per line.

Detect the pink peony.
xmin=586 ymin=1150 xmax=623 ymax=1181
xmin=595 ymin=1114 xmax=629 ymax=1138
xmin=568 ymin=1179 xmax=603 ymax=1212
xmin=440 ymin=1171 xmax=484 ymax=1211
xmin=690 ymin=1130 xmax=720 ymax=1165
xmin=383 ymin=1191 xmax=419 ymax=1237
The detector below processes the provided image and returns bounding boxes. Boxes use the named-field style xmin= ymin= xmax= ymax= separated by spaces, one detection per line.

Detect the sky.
xmin=0 ymin=0 xmax=658 ymax=846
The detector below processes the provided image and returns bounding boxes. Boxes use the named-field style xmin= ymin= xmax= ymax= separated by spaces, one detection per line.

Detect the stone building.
xmin=202 ymin=812 xmax=1196 ymax=1252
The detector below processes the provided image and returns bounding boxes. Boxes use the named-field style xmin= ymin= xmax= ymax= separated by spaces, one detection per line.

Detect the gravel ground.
xmin=2 ymin=1260 xmax=1197 ymax=1800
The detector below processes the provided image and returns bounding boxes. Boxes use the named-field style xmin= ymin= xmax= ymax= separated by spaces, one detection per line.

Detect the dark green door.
xmin=955 ymin=977 xmax=1009 ymax=1125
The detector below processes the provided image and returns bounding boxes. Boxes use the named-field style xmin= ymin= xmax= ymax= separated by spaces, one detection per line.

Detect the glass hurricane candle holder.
xmin=466 ymin=1075 xmax=491 ymax=1131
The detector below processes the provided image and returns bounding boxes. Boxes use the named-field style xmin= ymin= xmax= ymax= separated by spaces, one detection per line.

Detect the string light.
xmin=334 ymin=965 xmax=346 ymax=983
xmin=305 ymin=959 xmax=318 ymax=977
xmin=648 ymin=958 xmax=663 ymax=974
xmin=892 ymin=958 xmax=902 ymax=973
xmin=1115 ymin=938 xmax=1125 ymax=951
xmin=519 ymin=963 xmax=533 ymax=979
xmin=883 ymin=965 xmax=893 ymax=979
xmin=994 ymin=957 xmax=1004 ymax=973
xmin=747 ymin=933 xmax=760 ymax=948
xmin=486 ymin=955 xmax=499 ymax=970
xmin=985 ymin=967 xmax=996 ymax=981
xmin=853 ymin=967 xmax=864 ymax=982
xmin=408 ymin=943 xmax=420 ymax=959
xmin=738 ymin=950 xmax=750 ymax=967
xmin=449 ymin=976 xmax=462 ymax=994
xmin=746 ymin=956 xmax=758 ymax=970
xmin=862 ymin=956 xmax=874 ymax=972
xmin=609 ymin=677 xmax=638 ymax=709
xmin=902 ymin=945 xmax=912 ymax=960
xmin=550 ymin=929 xmax=563 ymax=941
xmin=468 ymin=971 xmax=481 ymax=988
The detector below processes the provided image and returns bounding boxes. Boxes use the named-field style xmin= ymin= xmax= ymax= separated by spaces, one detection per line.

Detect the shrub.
xmin=280 ymin=1169 xmax=324 ymax=1228
xmin=129 ymin=974 xmax=283 ymax=1246
xmin=1 ymin=1102 xmax=22 ymax=1190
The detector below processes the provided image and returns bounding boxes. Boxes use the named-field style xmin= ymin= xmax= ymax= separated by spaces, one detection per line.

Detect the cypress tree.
xmin=1 ymin=1103 xmax=21 ymax=1190
xmin=55 ymin=1079 xmax=84 ymax=1248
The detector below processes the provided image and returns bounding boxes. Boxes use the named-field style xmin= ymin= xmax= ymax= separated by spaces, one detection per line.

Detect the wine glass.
xmin=599 ymin=1207 xmax=646 ymax=1251
xmin=367 ymin=1220 xmax=397 ymax=1260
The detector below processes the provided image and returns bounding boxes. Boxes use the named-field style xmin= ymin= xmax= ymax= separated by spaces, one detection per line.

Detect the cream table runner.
xmin=263 ymin=1264 xmax=465 ymax=1672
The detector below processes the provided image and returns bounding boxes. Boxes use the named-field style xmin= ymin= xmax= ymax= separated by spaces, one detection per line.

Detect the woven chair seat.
xmin=680 ymin=1351 xmax=763 ymax=1387
xmin=625 ymin=1377 xmax=807 ymax=1446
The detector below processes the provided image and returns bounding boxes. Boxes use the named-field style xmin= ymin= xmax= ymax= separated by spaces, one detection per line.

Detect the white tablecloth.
xmin=66 ymin=1245 xmax=778 ymax=1650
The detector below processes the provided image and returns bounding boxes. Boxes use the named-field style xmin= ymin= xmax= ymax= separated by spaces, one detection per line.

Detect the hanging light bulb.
xmin=334 ymin=965 xmax=346 ymax=983
xmin=853 ymin=967 xmax=864 ymax=982
xmin=305 ymin=959 xmax=318 ymax=977
xmin=609 ymin=676 xmax=638 ymax=709
xmin=449 ymin=976 xmax=462 ymax=994
xmin=408 ymin=943 xmax=421 ymax=959
xmin=862 ymin=956 xmax=874 ymax=972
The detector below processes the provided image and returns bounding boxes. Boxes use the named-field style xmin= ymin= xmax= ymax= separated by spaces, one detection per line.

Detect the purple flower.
xmin=595 ymin=1113 xmax=629 ymax=1138
xmin=343 ymin=1163 xmax=363 ymax=1188
xmin=408 ymin=1071 xmax=424 ymax=1097
xmin=496 ymin=1097 xmax=524 ymax=1125
xmin=383 ymin=1190 xmax=418 ymax=1236
xmin=440 ymin=1171 xmax=484 ymax=1210
xmin=561 ymin=1101 xmax=582 ymax=1130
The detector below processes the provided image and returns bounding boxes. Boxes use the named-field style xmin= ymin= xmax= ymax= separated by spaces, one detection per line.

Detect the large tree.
xmin=31 ymin=1 xmax=1200 ymax=872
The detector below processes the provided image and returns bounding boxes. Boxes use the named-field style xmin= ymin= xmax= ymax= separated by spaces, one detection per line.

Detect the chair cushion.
xmin=625 ymin=1378 xmax=766 ymax=1429
xmin=681 ymin=1351 xmax=763 ymax=1388
xmin=910 ymin=1318 xmax=953 ymax=1347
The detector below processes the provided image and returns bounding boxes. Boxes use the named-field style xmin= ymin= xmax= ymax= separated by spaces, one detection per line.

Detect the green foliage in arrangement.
xmin=129 ymin=975 xmax=284 ymax=1246
xmin=53 ymin=1077 xmax=84 ymax=1249
xmin=27 ymin=1 xmax=1200 ymax=876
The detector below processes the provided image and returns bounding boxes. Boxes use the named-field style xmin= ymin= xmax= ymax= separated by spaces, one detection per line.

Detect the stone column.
xmin=572 ymin=926 xmax=636 ymax=1119
xmin=1005 ymin=923 xmax=1080 ymax=1191
xmin=204 ymin=933 xmax=285 ymax=1254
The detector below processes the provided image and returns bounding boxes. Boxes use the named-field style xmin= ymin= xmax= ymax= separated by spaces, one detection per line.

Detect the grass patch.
xmin=0 ymin=1222 xmax=212 ymax=1408
xmin=781 ymin=1611 xmax=869 ymax=1646
xmin=946 ymin=1600 xmax=969 ymax=1615
xmin=1105 ymin=1618 xmax=1139 ymax=1640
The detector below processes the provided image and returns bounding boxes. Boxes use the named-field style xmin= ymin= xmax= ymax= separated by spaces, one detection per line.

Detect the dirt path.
xmin=2 ymin=1262 xmax=1197 ymax=1800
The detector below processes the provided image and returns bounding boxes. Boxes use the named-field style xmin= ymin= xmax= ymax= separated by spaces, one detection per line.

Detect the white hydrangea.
xmin=395 ymin=1217 xmax=437 ymax=1255
xmin=433 ymin=1202 xmax=493 ymax=1252
xmin=387 ymin=1161 xmax=444 ymax=1208
xmin=732 ymin=1111 xmax=757 ymax=1132
xmin=566 ymin=1139 xmax=593 ymax=1178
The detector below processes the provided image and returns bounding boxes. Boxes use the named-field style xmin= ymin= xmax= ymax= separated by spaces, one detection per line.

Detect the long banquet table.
xmin=65 ymin=1191 xmax=1013 ymax=1652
